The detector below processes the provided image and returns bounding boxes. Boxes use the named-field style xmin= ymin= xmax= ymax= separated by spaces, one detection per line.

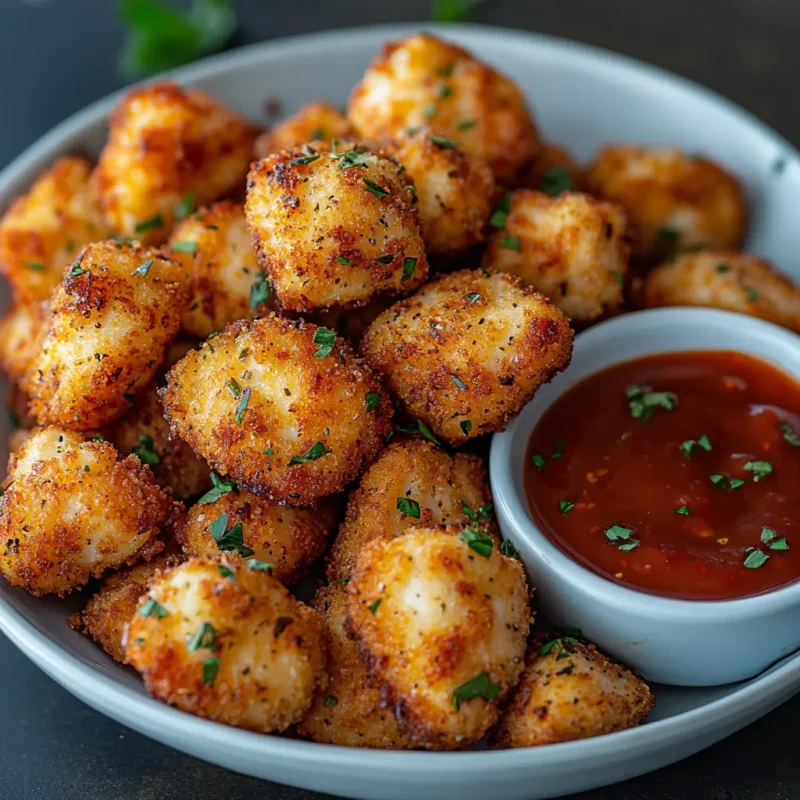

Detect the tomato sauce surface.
xmin=525 ymin=351 xmax=800 ymax=600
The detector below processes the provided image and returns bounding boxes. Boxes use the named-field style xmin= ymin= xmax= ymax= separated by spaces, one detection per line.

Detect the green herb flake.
xmin=365 ymin=392 xmax=382 ymax=413
xmin=781 ymin=422 xmax=800 ymax=447
xmin=288 ymin=149 xmax=321 ymax=166
xmin=376 ymin=254 xmax=395 ymax=265
xmin=559 ymin=499 xmax=575 ymax=515
xmin=399 ymin=419 xmax=441 ymax=446
xmin=173 ymin=193 xmax=194 ymax=221
xmin=289 ymin=442 xmax=331 ymax=466
xmin=715 ymin=263 xmax=731 ymax=274
xmin=710 ymin=473 xmax=745 ymax=490
xmin=452 ymin=672 xmax=500 ymax=711
xmin=218 ymin=564 xmax=235 ymax=579
xmin=672 ymin=505 xmax=691 ymax=516
xmin=744 ymin=549 xmax=769 ymax=569
xmin=202 ymin=656 xmax=220 ymax=686
xmin=68 ymin=263 xmax=88 ymax=278
xmin=655 ymin=226 xmax=681 ymax=255
xmin=490 ymin=193 xmax=512 ymax=230
xmin=551 ymin=438 xmax=566 ymax=460
xmin=313 ymin=327 xmax=336 ymax=358
xmin=197 ymin=472 xmax=237 ymax=505
xmin=138 ymin=597 xmax=169 ymax=618
xmin=25 ymin=262 xmax=46 ymax=272
xmin=367 ymin=598 xmax=382 ymax=615
xmin=336 ymin=255 xmax=352 ymax=266
xmin=626 ymin=383 xmax=677 ymax=421
xmin=680 ymin=434 xmax=712 ymax=457
xmin=500 ymin=539 xmax=519 ymax=559
xmin=423 ymin=102 xmax=438 ymax=120
xmin=246 ymin=558 xmax=273 ymax=572
xmin=744 ymin=460 xmax=772 ymax=482
xmin=531 ymin=453 xmax=546 ymax=471
xmin=538 ymin=167 xmax=575 ymax=197
xmin=451 ymin=373 xmax=467 ymax=391
xmin=225 ymin=377 xmax=242 ymax=399
xmin=464 ymin=292 xmax=481 ymax=304
xmin=208 ymin=513 xmax=254 ymax=557
xmin=134 ymin=214 xmax=164 ymax=234
xmin=429 ymin=135 xmax=460 ymax=149
xmin=460 ymin=526 xmax=493 ymax=557
xmin=171 ymin=240 xmax=197 ymax=254
xmin=401 ymin=256 xmax=417 ymax=283
xmin=397 ymin=496 xmax=421 ymax=519
xmin=250 ymin=274 xmax=271 ymax=309
xmin=363 ymin=178 xmax=389 ymax=199
xmin=499 ymin=235 xmax=521 ymax=252
xmin=188 ymin=622 xmax=216 ymax=652
xmin=132 ymin=434 xmax=160 ymax=465
xmin=324 ymin=695 xmax=338 ymax=708
xmin=262 ymin=448 xmax=274 ymax=456
xmin=457 ymin=119 xmax=477 ymax=131
xmin=769 ymin=538 xmax=790 ymax=551
xmin=742 ymin=284 xmax=759 ymax=303
xmin=131 ymin=259 xmax=154 ymax=277
xmin=613 ymin=271 xmax=624 ymax=285
xmin=605 ymin=524 xmax=634 ymax=542
xmin=460 ymin=419 xmax=473 ymax=435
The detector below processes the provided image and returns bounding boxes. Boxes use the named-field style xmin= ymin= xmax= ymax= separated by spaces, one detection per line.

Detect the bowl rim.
xmin=490 ymin=307 xmax=800 ymax=620
xmin=2 ymin=20 xmax=800 ymax=774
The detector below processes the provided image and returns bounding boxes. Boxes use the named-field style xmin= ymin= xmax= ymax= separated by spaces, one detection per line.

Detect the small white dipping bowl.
xmin=491 ymin=307 xmax=800 ymax=687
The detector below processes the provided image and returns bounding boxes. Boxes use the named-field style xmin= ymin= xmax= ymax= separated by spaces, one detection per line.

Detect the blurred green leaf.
xmin=119 ymin=0 xmax=237 ymax=78
xmin=431 ymin=0 xmax=483 ymax=22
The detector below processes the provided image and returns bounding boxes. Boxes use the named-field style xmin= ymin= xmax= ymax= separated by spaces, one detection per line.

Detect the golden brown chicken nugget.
xmin=254 ymin=101 xmax=354 ymax=157
xmin=0 ymin=300 xmax=49 ymax=391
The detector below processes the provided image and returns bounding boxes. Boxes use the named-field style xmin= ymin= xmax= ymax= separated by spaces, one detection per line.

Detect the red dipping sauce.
xmin=525 ymin=351 xmax=800 ymax=601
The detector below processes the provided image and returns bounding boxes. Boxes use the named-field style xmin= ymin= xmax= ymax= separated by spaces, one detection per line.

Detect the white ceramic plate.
xmin=2 ymin=23 xmax=800 ymax=800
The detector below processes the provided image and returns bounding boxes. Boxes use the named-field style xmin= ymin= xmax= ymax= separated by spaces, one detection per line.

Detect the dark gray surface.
xmin=1 ymin=1 xmax=799 ymax=798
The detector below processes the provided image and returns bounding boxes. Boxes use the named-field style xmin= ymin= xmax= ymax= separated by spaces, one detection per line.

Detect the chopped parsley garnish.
xmin=132 ymin=434 xmax=160 ymax=465
xmin=760 ymin=527 xmax=789 ymax=550
xmin=451 ymin=373 xmax=467 ymax=391
xmin=288 ymin=146 xmax=321 ymax=166
xmin=429 ymin=135 xmax=460 ymax=149
xmin=499 ymin=235 xmax=521 ymax=252
xmin=490 ymin=193 xmax=512 ymax=229
xmin=324 ymin=695 xmax=338 ymax=707
xmin=655 ymin=226 xmax=681 ymax=256
xmin=363 ymin=178 xmax=389 ymax=199
xmin=367 ymin=598 xmax=382 ymax=615
xmin=744 ymin=460 xmax=772 ymax=482
xmin=460 ymin=526 xmax=493 ymax=557
xmin=460 ymin=419 xmax=472 ymax=435
xmin=743 ymin=549 xmax=769 ymax=569
xmin=226 ymin=377 xmax=242 ymax=399
xmin=680 ymin=434 xmax=712 ymax=457
xmin=742 ymin=284 xmax=759 ymax=303
xmin=672 ymin=505 xmax=691 ymax=516
xmin=197 ymin=472 xmax=237 ymax=505
xmin=604 ymin=524 xmax=638 ymax=552
xmin=438 ymin=85 xmax=453 ymax=99
xmin=330 ymin=145 xmax=370 ymax=169
xmin=134 ymin=214 xmax=164 ymax=234
xmin=452 ymin=672 xmax=500 ymax=710
xmin=313 ymin=327 xmax=336 ymax=358
xmin=25 ymin=262 xmax=46 ymax=272
xmin=399 ymin=419 xmax=441 ymax=446
xmin=131 ymin=259 xmax=154 ymax=277
xmin=173 ymin=193 xmax=194 ymax=221
xmin=250 ymin=273 xmax=271 ymax=309
xmin=551 ymin=438 xmax=566 ymax=460
xmin=457 ymin=119 xmax=477 ymax=130
xmin=208 ymin=513 xmax=254 ymax=557
xmin=464 ymin=292 xmax=481 ymax=304
xmin=710 ymin=473 xmax=745 ymax=490
xmin=376 ymin=254 xmax=395 ymax=265
xmin=500 ymin=539 xmax=519 ymax=559
xmin=246 ymin=558 xmax=273 ymax=572
xmin=336 ymin=255 xmax=352 ymax=266
xmin=715 ymin=263 xmax=731 ymax=274
xmin=538 ymin=167 xmax=575 ymax=197
xmin=423 ymin=102 xmax=438 ymax=120
xmin=138 ymin=597 xmax=169 ymax=618
xmin=365 ymin=392 xmax=382 ymax=413
xmin=202 ymin=656 xmax=220 ymax=686
xmin=626 ymin=383 xmax=677 ymax=421
xmin=188 ymin=622 xmax=216 ymax=651
xmin=559 ymin=499 xmax=574 ymax=514
xmin=171 ymin=240 xmax=197 ymax=254
xmin=68 ymin=263 xmax=87 ymax=277
xmin=436 ymin=62 xmax=455 ymax=77
xmin=531 ymin=453 xmax=546 ymax=471
xmin=262 ymin=448 xmax=274 ymax=456
xmin=218 ymin=564 xmax=235 ymax=579
xmin=397 ymin=496 xmax=421 ymax=518
xmin=461 ymin=499 xmax=493 ymax=521
xmin=401 ymin=257 xmax=417 ymax=283
xmin=538 ymin=635 xmax=580 ymax=659
xmin=289 ymin=442 xmax=330 ymax=465
xmin=781 ymin=422 xmax=800 ymax=447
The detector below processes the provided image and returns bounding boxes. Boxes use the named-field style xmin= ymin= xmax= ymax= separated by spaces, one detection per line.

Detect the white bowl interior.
xmin=2 ymin=23 xmax=800 ymax=800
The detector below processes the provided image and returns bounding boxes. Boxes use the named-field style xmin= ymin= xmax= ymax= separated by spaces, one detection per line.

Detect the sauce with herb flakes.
xmin=525 ymin=351 xmax=800 ymax=600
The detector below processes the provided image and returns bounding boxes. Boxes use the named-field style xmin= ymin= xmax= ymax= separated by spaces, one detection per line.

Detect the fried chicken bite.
xmin=347 ymin=526 xmax=530 ymax=749
xmin=69 ymin=551 xmax=183 ymax=663
xmin=328 ymin=438 xmax=495 ymax=582
xmin=0 ymin=300 xmax=49 ymax=391
xmin=361 ymin=269 xmax=573 ymax=445
xmin=245 ymin=141 xmax=428 ymax=312
xmin=482 ymin=190 xmax=630 ymax=322
xmin=0 ymin=157 xmax=110 ymax=302
xmin=160 ymin=314 xmax=393 ymax=505
xmin=168 ymin=201 xmax=273 ymax=338
xmin=124 ymin=555 xmax=328 ymax=733
xmin=94 ymin=82 xmax=256 ymax=244
xmin=297 ymin=583 xmax=411 ymax=748
xmin=491 ymin=636 xmax=654 ymax=748
xmin=348 ymin=33 xmax=539 ymax=182
xmin=0 ymin=427 xmax=176 ymax=596
xmin=384 ymin=128 xmax=495 ymax=254
xmin=178 ymin=488 xmax=332 ymax=585
xmin=643 ymin=250 xmax=800 ymax=331
xmin=584 ymin=146 xmax=746 ymax=259
xmin=28 ymin=241 xmax=189 ymax=430
xmin=103 ymin=382 xmax=210 ymax=500
xmin=254 ymin=101 xmax=354 ymax=157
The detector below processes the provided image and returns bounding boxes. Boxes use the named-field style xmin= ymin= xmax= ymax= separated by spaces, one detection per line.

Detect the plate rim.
xmin=2 ymin=19 xmax=800 ymax=779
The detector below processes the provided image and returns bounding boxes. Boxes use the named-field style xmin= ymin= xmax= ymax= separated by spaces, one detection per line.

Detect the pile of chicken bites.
xmin=5 ymin=30 xmax=797 ymax=750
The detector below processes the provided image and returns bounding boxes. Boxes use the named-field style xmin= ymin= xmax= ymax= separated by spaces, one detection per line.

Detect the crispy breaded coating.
xmin=28 ymin=241 xmax=189 ymax=430
xmin=492 ymin=637 xmax=654 ymax=748
xmin=347 ymin=526 xmax=530 ymax=749
xmin=297 ymin=583 xmax=411 ymax=748
xmin=168 ymin=201 xmax=273 ymax=338
xmin=178 ymin=488 xmax=331 ymax=585
xmin=69 ymin=552 xmax=182 ymax=662
xmin=584 ymin=146 xmax=746 ymax=259
xmin=94 ymin=82 xmax=256 ymax=244
xmin=254 ymin=101 xmax=354 ymax=157
xmin=513 ymin=141 xmax=582 ymax=193
xmin=124 ymin=555 xmax=328 ymax=733
xmin=0 ymin=157 xmax=110 ymax=302
xmin=7 ymin=384 xmax=35 ymax=431
xmin=0 ymin=300 xmax=49 ymax=391
xmin=482 ymin=190 xmax=630 ymax=322
xmin=103 ymin=382 xmax=210 ymax=500
xmin=7 ymin=426 xmax=32 ymax=456
xmin=385 ymin=128 xmax=495 ymax=254
xmin=328 ymin=438 xmax=495 ymax=581
xmin=361 ymin=269 xmax=573 ymax=445
xmin=160 ymin=314 xmax=393 ymax=505
xmin=643 ymin=250 xmax=800 ymax=332
xmin=348 ymin=33 xmax=539 ymax=182
xmin=0 ymin=427 xmax=174 ymax=596
xmin=245 ymin=141 xmax=428 ymax=312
